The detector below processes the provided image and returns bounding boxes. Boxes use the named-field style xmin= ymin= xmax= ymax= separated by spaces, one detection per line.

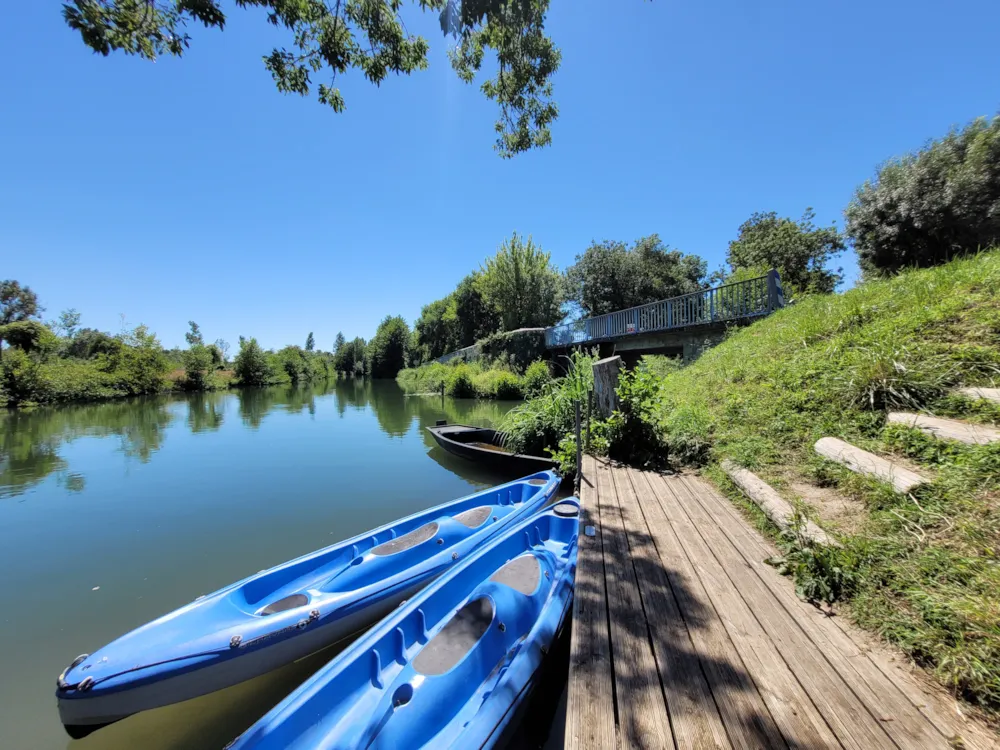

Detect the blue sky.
xmin=2 ymin=1 xmax=998 ymax=351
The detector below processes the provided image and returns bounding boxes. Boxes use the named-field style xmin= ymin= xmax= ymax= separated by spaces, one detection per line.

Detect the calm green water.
xmin=0 ymin=380 xmax=552 ymax=750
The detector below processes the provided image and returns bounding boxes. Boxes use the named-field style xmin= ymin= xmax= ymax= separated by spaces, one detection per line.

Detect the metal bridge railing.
xmin=544 ymin=270 xmax=783 ymax=348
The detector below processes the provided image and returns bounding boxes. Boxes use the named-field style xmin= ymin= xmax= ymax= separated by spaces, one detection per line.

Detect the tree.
xmin=182 ymin=345 xmax=213 ymax=390
xmin=0 ymin=280 xmax=42 ymax=360
xmin=334 ymin=332 xmax=346 ymax=353
xmin=0 ymin=321 xmax=59 ymax=355
xmin=564 ymin=236 xmax=707 ymax=316
xmin=846 ymin=115 xmax=1000 ymax=276
xmin=55 ymin=308 xmax=82 ymax=338
xmin=726 ymin=209 xmax=844 ymax=295
xmin=185 ymin=321 xmax=204 ymax=347
xmin=366 ymin=316 xmax=410 ymax=379
xmin=413 ymin=297 xmax=457 ymax=363
xmin=214 ymin=338 xmax=230 ymax=363
xmin=477 ymin=233 xmax=562 ymax=330
xmin=451 ymin=272 xmax=499 ymax=345
xmin=62 ymin=0 xmax=561 ymax=157
xmin=234 ymin=337 xmax=273 ymax=386
xmin=305 ymin=332 xmax=315 ymax=352
xmin=334 ymin=337 xmax=367 ymax=376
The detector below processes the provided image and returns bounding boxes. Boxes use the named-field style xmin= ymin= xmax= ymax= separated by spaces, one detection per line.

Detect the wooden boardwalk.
xmin=565 ymin=456 xmax=997 ymax=750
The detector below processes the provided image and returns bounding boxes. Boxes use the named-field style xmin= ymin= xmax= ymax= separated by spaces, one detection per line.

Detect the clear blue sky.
xmin=2 ymin=1 xmax=998 ymax=351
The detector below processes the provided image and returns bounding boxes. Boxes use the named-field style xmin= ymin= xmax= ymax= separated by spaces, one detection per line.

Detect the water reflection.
xmin=0 ymin=397 xmax=174 ymax=499
xmin=1 ymin=380 xmax=520 ymax=500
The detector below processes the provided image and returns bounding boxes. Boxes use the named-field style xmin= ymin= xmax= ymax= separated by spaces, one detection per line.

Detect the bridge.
xmin=545 ymin=270 xmax=784 ymax=361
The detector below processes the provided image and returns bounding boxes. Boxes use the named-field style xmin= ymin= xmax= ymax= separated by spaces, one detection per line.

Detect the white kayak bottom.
xmin=58 ymin=586 xmax=418 ymax=737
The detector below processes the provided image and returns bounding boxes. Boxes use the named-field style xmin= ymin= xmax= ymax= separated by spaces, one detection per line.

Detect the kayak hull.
xmin=56 ymin=472 xmax=560 ymax=736
xmin=226 ymin=499 xmax=580 ymax=750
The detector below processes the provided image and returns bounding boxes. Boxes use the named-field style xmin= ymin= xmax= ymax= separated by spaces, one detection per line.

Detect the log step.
xmin=721 ymin=460 xmax=837 ymax=546
xmin=814 ymin=437 xmax=928 ymax=493
xmin=887 ymin=412 xmax=1000 ymax=446
xmin=955 ymin=386 xmax=1000 ymax=405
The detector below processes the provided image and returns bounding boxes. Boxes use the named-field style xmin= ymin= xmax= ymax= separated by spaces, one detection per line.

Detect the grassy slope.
xmin=654 ymin=250 xmax=1000 ymax=718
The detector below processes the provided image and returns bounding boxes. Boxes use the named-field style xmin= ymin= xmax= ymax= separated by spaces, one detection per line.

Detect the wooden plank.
xmin=815 ymin=437 xmax=927 ymax=493
xmin=887 ymin=412 xmax=1000 ymax=446
xmin=592 ymin=357 xmax=622 ymax=419
xmin=669 ymin=475 xmax=899 ymax=749
xmin=627 ymin=471 xmax=787 ymax=749
xmin=680 ymin=474 xmax=964 ymax=750
xmin=654 ymin=474 xmax=844 ymax=749
xmin=565 ymin=455 xmax=616 ymax=750
xmin=720 ymin=460 xmax=837 ymax=546
xmin=618 ymin=466 xmax=732 ymax=749
xmin=595 ymin=460 xmax=673 ymax=749
xmin=956 ymin=387 xmax=1000 ymax=405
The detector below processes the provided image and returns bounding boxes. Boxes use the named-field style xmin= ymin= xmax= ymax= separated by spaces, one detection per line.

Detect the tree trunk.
xmin=592 ymin=356 xmax=621 ymax=418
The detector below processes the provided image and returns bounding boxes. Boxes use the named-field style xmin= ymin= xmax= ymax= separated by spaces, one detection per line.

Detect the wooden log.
xmin=955 ymin=386 xmax=1000 ymax=405
xmin=814 ymin=437 xmax=927 ymax=493
xmin=592 ymin=356 xmax=621 ymax=418
xmin=888 ymin=412 xmax=1000 ymax=446
xmin=721 ymin=460 xmax=837 ymax=546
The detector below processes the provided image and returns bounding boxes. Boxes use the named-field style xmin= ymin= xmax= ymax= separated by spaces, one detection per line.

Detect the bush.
xmin=234 ymin=338 xmax=273 ymax=386
xmin=473 ymin=369 xmax=524 ymax=400
xmin=445 ymin=363 xmax=477 ymax=398
xmin=606 ymin=366 xmax=668 ymax=468
xmin=182 ymin=344 xmax=214 ymax=390
xmin=522 ymin=360 xmax=550 ymax=397
xmin=0 ymin=348 xmax=43 ymax=405
xmin=99 ymin=325 xmax=168 ymax=395
xmin=846 ymin=115 xmax=1000 ymax=276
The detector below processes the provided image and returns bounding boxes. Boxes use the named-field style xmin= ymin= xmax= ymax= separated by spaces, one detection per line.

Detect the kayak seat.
xmin=453 ymin=506 xmax=492 ymax=529
xmin=412 ymin=597 xmax=494 ymax=676
xmin=371 ymin=522 xmax=439 ymax=556
xmin=489 ymin=554 xmax=541 ymax=596
xmin=258 ymin=593 xmax=309 ymax=616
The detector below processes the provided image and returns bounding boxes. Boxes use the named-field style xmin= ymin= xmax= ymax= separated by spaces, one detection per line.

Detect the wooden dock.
xmin=565 ymin=456 xmax=997 ymax=750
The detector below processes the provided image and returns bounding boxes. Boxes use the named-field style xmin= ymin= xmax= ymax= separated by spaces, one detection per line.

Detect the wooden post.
xmin=574 ymin=399 xmax=582 ymax=494
xmin=440 ymin=381 xmax=445 ymax=407
xmin=585 ymin=389 xmax=593 ymax=452
xmin=767 ymin=269 xmax=784 ymax=311
xmin=592 ymin=356 xmax=621 ymax=419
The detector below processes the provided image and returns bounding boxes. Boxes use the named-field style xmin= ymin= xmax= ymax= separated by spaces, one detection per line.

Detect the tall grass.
xmin=647 ymin=249 xmax=1000 ymax=716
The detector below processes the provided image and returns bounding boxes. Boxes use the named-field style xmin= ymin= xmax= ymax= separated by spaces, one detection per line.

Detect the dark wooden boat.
xmin=426 ymin=422 xmax=557 ymax=474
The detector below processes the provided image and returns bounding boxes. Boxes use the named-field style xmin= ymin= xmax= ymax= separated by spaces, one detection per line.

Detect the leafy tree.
xmin=65 ymin=328 xmax=118 ymax=359
xmin=413 ymin=297 xmax=457 ymax=362
xmin=334 ymin=332 xmax=346 ymax=352
xmin=214 ymin=338 xmax=230 ymax=363
xmin=846 ymin=115 xmax=1000 ymax=276
xmin=0 ymin=321 xmax=59 ymax=355
xmin=102 ymin=325 xmax=169 ymax=395
xmin=366 ymin=316 xmax=410 ymax=379
xmin=55 ymin=309 xmax=82 ymax=338
xmin=234 ymin=337 xmax=273 ymax=386
xmin=185 ymin=320 xmax=204 ymax=347
xmin=182 ymin=345 xmax=213 ymax=390
xmin=0 ymin=280 xmax=42 ymax=360
xmin=62 ymin=0 xmax=561 ymax=157
xmin=451 ymin=273 xmax=499 ymax=345
xmin=305 ymin=332 xmax=315 ymax=352
xmin=477 ymin=233 xmax=562 ymax=330
xmin=726 ymin=209 xmax=844 ymax=295
xmin=564 ymin=236 xmax=706 ymax=316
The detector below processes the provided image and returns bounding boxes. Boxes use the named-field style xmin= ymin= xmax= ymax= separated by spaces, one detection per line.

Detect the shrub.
xmin=606 ymin=366 xmax=668 ymax=468
xmin=0 ymin=348 xmax=43 ymax=405
xmin=846 ymin=115 xmax=1000 ymax=276
xmin=522 ymin=360 xmax=551 ymax=397
xmin=100 ymin=325 xmax=168 ymax=395
xmin=445 ymin=363 xmax=477 ymax=398
xmin=234 ymin=338 xmax=273 ymax=386
xmin=473 ymin=369 xmax=524 ymax=400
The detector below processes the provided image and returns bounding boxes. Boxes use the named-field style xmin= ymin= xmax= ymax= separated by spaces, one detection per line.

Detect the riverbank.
xmin=396 ymin=360 xmax=550 ymax=401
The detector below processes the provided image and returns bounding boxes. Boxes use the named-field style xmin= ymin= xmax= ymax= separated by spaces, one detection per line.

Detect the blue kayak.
xmin=226 ymin=497 xmax=580 ymax=750
xmin=56 ymin=471 xmax=560 ymax=738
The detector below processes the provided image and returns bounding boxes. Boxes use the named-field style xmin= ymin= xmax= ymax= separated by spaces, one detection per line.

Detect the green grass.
xmin=396 ymin=359 xmax=552 ymax=401
xmin=649 ymin=250 xmax=1000 ymax=717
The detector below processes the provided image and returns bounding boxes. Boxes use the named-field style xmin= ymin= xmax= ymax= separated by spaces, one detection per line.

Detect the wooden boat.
xmin=225 ymin=499 xmax=580 ymax=750
xmin=426 ymin=422 xmax=557 ymax=474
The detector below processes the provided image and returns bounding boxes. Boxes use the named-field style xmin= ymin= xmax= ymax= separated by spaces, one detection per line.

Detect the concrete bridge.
xmin=544 ymin=270 xmax=784 ymax=362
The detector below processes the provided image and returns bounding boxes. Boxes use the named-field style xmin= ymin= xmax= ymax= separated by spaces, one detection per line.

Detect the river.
xmin=0 ymin=380 xmax=566 ymax=749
